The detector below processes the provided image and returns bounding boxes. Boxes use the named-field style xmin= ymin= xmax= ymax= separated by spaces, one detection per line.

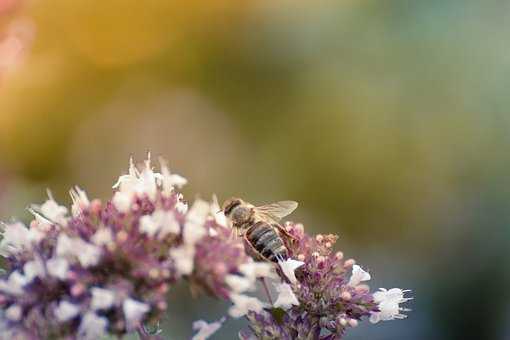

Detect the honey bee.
xmin=222 ymin=198 xmax=298 ymax=263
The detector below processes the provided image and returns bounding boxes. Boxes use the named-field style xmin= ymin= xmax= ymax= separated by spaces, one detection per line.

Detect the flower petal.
xmin=273 ymin=283 xmax=300 ymax=309
xmin=278 ymin=259 xmax=304 ymax=284
xmin=348 ymin=265 xmax=371 ymax=286
xmin=191 ymin=317 xmax=225 ymax=340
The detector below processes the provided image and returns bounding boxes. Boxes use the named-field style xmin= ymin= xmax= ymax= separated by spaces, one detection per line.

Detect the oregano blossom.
xmin=0 ymin=155 xmax=411 ymax=339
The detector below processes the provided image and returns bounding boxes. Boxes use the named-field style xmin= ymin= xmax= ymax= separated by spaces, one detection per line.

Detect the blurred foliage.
xmin=1 ymin=0 xmax=510 ymax=339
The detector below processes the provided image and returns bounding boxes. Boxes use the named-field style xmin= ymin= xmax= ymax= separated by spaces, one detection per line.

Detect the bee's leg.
xmin=259 ymin=277 xmax=273 ymax=306
xmin=275 ymin=223 xmax=299 ymax=242
xmin=229 ymin=227 xmax=239 ymax=240
xmin=275 ymin=254 xmax=291 ymax=284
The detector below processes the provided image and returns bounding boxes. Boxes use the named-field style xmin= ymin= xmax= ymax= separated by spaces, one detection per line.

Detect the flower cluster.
xmin=0 ymin=156 xmax=275 ymax=339
xmin=239 ymin=223 xmax=412 ymax=340
xmin=0 ymin=155 xmax=411 ymax=339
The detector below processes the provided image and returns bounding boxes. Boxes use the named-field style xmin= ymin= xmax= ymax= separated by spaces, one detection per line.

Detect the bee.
xmin=222 ymin=198 xmax=298 ymax=263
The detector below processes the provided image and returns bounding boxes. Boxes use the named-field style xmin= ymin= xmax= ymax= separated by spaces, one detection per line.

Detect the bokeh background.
xmin=1 ymin=0 xmax=509 ymax=339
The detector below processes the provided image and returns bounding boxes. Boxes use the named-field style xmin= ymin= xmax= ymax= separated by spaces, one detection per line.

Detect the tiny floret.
xmin=225 ymin=275 xmax=254 ymax=293
xmin=170 ymin=245 xmax=195 ymax=275
xmin=37 ymin=192 xmax=69 ymax=225
xmin=0 ymin=222 xmax=32 ymax=257
xmin=78 ymin=312 xmax=108 ymax=340
xmin=370 ymin=288 xmax=412 ymax=323
xmin=279 ymin=258 xmax=305 ymax=284
xmin=140 ymin=210 xmax=179 ymax=239
xmin=191 ymin=317 xmax=226 ymax=340
xmin=22 ymin=259 xmax=44 ymax=282
xmin=273 ymin=283 xmax=299 ymax=309
xmin=46 ymin=257 xmax=69 ymax=280
xmin=123 ymin=298 xmax=150 ymax=330
xmin=90 ymin=287 xmax=115 ymax=310
xmin=228 ymin=294 xmax=266 ymax=318
xmin=0 ymin=271 xmax=29 ymax=296
xmin=55 ymin=301 xmax=80 ymax=322
xmin=348 ymin=264 xmax=371 ymax=286
xmin=239 ymin=262 xmax=277 ymax=281
xmin=70 ymin=186 xmax=90 ymax=217
xmin=5 ymin=304 xmax=22 ymax=321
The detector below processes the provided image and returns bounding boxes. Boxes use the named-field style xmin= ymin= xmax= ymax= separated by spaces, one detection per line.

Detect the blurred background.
xmin=1 ymin=0 xmax=509 ymax=339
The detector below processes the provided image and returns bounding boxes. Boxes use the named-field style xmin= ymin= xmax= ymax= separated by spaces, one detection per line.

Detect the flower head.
xmin=273 ymin=282 xmax=299 ymax=309
xmin=0 ymin=156 xmax=275 ymax=338
xmin=240 ymin=222 xmax=412 ymax=339
xmin=0 ymin=155 xmax=411 ymax=339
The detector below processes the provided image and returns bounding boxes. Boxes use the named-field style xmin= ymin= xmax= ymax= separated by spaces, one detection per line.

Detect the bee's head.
xmin=222 ymin=197 xmax=243 ymax=217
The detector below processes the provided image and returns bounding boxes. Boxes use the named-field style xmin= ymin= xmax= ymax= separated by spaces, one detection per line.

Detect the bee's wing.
xmin=255 ymin=201 xmax=298 ymax=222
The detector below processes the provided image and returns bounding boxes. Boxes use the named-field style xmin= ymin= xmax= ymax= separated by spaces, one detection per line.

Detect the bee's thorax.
xmin=230 ymin=204 xmax=255 ymax=229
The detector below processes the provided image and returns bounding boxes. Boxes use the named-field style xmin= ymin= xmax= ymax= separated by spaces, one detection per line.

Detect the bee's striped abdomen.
xmin=246 ymin=221 xmax=288 ymax=262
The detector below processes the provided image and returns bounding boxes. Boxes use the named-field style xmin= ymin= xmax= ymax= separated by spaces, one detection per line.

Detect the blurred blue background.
xmin=1 ymin=0 xmax=509 ymax=339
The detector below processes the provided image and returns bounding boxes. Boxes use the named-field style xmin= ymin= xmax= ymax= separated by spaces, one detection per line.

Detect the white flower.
xmin=46 ymin=257 xmax=69 ymax=280
xmin=56 ymin=234 xmax=102 ymax=268
xmin=175 ymin=197 xmax=188 ymax=214
xmin=140 ymin=215 xmax=159 ymax=238
xmin=369 ymin=288 xmax=412 ymax=323
xmin=239 ymin=262 xmax=277 ymax=281
xmin=228 ymin=294 xmax=266 ymax=318
xmin=225 ymin=275 xmax=255 ymax=293
xmin=112 ymin=191 xmax=132 ymax=213
xmin=348 ymin=265 xmax=371 ymax=286
xmin=23 ymin=259 xmax=44 ymax=282
xmin=183 ymin=200 xmax=209 ymax=245
xmin=160 ymin=159 xmax=187 ymax=194
xmin=278 ymin=258 xmax=304 ymax=284
xmin=56 ymin=234 xmax=74 ymax=256
xmin=112 ymin=156 xmax=187 ymax=210
xmin=78 ymin=242 xmax=102 ymax=267
xmin=70 ymin=186 xmax=90 ymax=217
xmin=139 ymin=160 xmax=158 ymax=200
xmin=140 ymin=210 xmax=179 ymax=239
xmin=123 ymin=298 xmax=150 ymax=330
xmin=90 ymin=287 xmax=116 ymax=310
xmin=0 ymin=271 xmax=29 ymax=295
xmin=5 ymin=304 xmax=22 ymax=321
xmin=112 ymin=157 xmax=141 ymax=191
xmin=91 ymin=228 xmax=113 ymax=246
xmin=169 ymin=245 xmax=195 ymax=275
xmin=113 ymin=156 xmax=179 ymax=204
xmin=78 ymin=312 xmax=108 ymax=340
xmin=27 ymin=224 xmax=46 ymax=244
xmin=226 ymin=262 xmax=276 ymax=293
xmin=273 ymin=283 xmax=300 ymax=309
xmin=112 ymin=157 xmax=156 ymax=209
xmin=35 ymin=191 xmax=68 ymax=226
xmin=55 ymin=301 xmax=80 ymax=322
xmin=191 ymin=317 xmax=225 ymax=340
xmin=0 ymin=222 xmax=32 ymax=257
